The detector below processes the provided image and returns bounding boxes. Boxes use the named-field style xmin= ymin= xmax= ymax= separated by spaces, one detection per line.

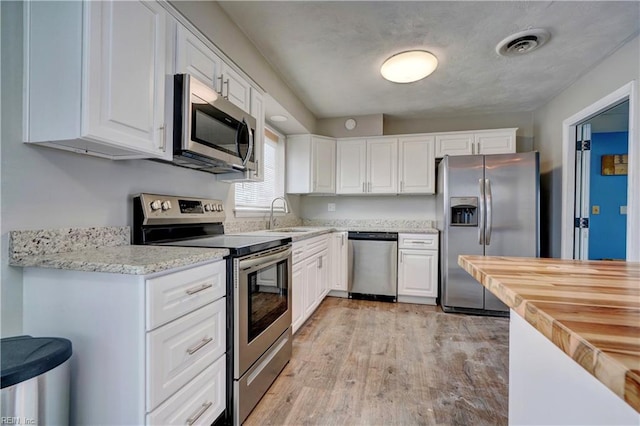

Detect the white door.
xmin=367 ymin=138 xmax=398 ymax=193
xmin=85 ymin=1 xmax=168 ymax=157
xmin=398 ymin=249 xmax=438 ymax=298
xmin=435 ymin=133 xmax=474 ymax=157
xmin=220 ymin=63 xmax=251 ymax=112
xmin=399 ymin=136 xmax=435 ymax=193
xmin=312 ymin=137 xmax=336 ymax=193
xmin=175 ymin=24 xmax=222 ymax=91
xmin=476 ymin=131 xmax=516 ymax=154
xmin=337 ymin=140 xmax=367 ymax=194
xmin=574 ymin=123 xmax=591 ymax=260
xmin=291 ymin=263 xmax=305 ymax=333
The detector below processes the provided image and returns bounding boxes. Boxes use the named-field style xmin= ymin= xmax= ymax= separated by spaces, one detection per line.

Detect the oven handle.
xmin=238 ymin=246 xmax=292 ymax=273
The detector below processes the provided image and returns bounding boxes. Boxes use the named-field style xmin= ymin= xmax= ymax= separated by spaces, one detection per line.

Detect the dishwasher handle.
xmin=347 ymin=231 xmax=398 ymax=241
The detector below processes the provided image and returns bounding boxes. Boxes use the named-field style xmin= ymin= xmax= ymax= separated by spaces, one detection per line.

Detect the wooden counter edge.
xmin=457 ymin=255 xmax=640 ymax=414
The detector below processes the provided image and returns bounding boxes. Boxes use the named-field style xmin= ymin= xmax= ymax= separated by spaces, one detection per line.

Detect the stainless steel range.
xmin=133 ymin=193 xmax=292 ymax=425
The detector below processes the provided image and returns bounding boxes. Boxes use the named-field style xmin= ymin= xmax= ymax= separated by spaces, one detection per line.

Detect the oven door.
xmin=234 ymin=245 xmax=291 ymax=377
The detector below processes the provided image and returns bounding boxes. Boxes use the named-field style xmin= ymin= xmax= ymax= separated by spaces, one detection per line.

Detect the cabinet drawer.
xmin=398 ymin=233 xmax=438 ymax=250
xmin=147 ymin=298 xmax=225 ymax=411
xmin=146 ymin=355 xmax=225 ymax=425
xmin=146 ymin=261 xmax=225 ymax=330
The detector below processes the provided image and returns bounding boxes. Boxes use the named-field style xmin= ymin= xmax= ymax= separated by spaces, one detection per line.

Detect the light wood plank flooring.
xmin=244 ymin=297 xmax=509 ymax=425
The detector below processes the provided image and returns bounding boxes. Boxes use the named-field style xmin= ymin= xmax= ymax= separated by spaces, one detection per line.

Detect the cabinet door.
xmin=367 ymin=138 xmax=398 ymax=193
xmin=220 ymin=63 xmax=251 ymax=112
xmin=398 ymin=249 xmax=438 ymax=298
xmin=475 ymin=130 xmax=516 ymax=155
xmin=304 ymin=257 xmax=318 ymax=318
xmin=175 ymin=24 xmax=222 ymax=92
xmin=291 ymin=262 xmax=305 ymax=334
xmin=250 ymin=88 xmax=265 ymax=182
xmin=336 ymin=139 xmax=367 ymax=194
xmin=312 ymin=136 xmax=336 ymax=193
xmin=399 ymin=136 xmax=435 ymax=194
xmin=86 ymin=1 xmax=168 ymax=157
xmin=317 ymin=250 xmax=330 ymax=301
xmin=331 ymin=232 xmax=348 ymax=291
xmin=435 ymin=133 xmax=474 ymax=157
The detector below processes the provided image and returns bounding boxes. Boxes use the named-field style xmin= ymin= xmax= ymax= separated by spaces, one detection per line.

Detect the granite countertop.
xmin=236 ymin=226 xmax=438 ymax=242
xmin=458 ymin=255 xmax=640 ymax=413
xmin=10 ymin=245 xmax=229 ymax=275
xmin=8 ymin=226 xmax=228 ymax=275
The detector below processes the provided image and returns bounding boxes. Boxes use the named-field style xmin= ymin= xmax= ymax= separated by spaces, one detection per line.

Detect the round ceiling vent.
xmin=496 ymin=29 xmax=550 ymax=57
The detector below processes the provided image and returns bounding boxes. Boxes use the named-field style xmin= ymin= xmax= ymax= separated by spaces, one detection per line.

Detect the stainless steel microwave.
xmin=167 ymin=73 xmax=256 ymax=174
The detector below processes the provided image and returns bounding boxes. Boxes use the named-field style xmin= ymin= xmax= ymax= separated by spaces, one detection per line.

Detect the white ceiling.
xmin=218 ymin=1 xmax=639 ymax=127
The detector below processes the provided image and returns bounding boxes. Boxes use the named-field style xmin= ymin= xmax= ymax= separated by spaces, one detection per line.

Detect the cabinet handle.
xmin=368 ymin=182 xmax=371 ymax=192
xmin=223 ymin=78 xmax=230 ymax=99
xmin=186 ymin=337 xmax=213 ymax=355
xmin=362 ymin=182 xmax=365 ymax=193
xmin=217 ymin=74 xmax=224 ymax=96
xmin=187 ymin=402 xmax=213 ymax=425
xmin=185 ymin=283 xmax=213 ymax=295
xmin=400 ymin=252 xmax=403 ymax=263
xmin=318 ymin=257 xmax=322 ymax=268
xmin=400 ymin=181 xmax=404 ymax=192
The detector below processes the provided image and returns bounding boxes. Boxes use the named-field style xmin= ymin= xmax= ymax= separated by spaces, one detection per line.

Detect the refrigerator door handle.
xmin=478 ymin=178 xmax=485 ymax=245
xmin=485 ymin=178 xmax=493 ymax=245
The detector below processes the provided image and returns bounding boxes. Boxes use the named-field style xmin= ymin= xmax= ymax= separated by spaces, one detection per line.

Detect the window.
xmin=235 ymin=127 xmax=285 ymax=215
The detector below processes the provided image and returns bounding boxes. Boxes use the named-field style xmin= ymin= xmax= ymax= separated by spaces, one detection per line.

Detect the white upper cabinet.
xmin=175 ymin=23 xmax=222 ymax=91
xmin=335 ymin=139 xmax=367 ymax=194
xmin=435 ymin=128 xmax=517 ymax=157
xmin=398 ymin=135 xmax=435 ymax=194
xmin=336 ymin=137 xmax=397 ymax=194
xmin=220 ymin=63 xmax=251 ymax=112
xmin=24 ymin=1 xmax=171 ymax=160
xmin=475 ymin=130 xmax=517 ymax=154
xmin=249 ymin=88 xmax=265 ymax=182
xmin=286 ymin=135 xmax=336 ymax=194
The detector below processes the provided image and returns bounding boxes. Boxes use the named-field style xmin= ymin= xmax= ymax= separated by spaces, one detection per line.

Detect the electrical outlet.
xmin=328 ymin=203 xmax=336 ymax=212
xmin=591 ymin=205 xmax=600 ymax=215
xmin=620 ymin=205 xmax=627 ymax=215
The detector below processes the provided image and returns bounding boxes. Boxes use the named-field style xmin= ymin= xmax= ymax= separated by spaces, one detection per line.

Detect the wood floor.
xmin=244 ymin=297 xmax=509 ymax=426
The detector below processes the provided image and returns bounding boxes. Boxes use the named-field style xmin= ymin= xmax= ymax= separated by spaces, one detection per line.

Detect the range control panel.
xmin=137 ymin=193 xmax=225 ymax=224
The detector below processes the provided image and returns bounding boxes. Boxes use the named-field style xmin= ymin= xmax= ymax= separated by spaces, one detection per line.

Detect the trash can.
xmin=1 ymin=336 xmax=72 ymax=425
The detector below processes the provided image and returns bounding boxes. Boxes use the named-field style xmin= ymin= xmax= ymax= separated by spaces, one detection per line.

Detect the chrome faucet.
xmin=269 ymin=197 xmax=289 ymax=230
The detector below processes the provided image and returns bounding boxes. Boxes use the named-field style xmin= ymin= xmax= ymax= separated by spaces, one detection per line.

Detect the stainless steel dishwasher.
xmin=348 ymin=232 xmax=398 ymax=302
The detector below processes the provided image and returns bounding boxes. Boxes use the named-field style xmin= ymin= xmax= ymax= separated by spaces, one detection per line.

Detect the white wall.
xmin=533 ymin=35 xmax=639 ymax=258
xmin=316 ymin=114 xmax=384 ymax=138
xmin=300 ymin=195 xmax=435 ymax=221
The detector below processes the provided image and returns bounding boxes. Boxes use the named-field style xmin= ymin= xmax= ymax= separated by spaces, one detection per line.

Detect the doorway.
xmin=560 ymin=81 xmax=638 ymax=261
xmin=573 ymin=101 xmax=629 ymax=260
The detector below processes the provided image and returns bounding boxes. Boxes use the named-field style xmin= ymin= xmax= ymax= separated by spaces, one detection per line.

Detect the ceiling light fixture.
xmin=380 ymin=50 xmax=438 ymax=83
xmin=269 ymin=115 xmax=288 ymax=122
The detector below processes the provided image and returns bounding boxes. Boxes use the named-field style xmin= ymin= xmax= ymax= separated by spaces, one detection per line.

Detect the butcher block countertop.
xmin=458 ymin=255 xmax=640 ymax=413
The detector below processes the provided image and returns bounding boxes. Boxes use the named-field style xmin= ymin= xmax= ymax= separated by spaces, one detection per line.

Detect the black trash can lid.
xmin=1 ymin=335 xmax=72 ymax=389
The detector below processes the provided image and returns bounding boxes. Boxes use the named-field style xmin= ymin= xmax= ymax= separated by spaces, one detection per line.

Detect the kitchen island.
xmin=459 ymin=255 xmax=640 ymax=425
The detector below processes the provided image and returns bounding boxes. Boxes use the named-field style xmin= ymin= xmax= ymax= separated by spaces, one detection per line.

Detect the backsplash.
xmin=8 ymin=226 xmax=130 ymax=263
xmin=224 ymin=216 xmax=303 ymax=233
xmin=302 ymin=219 xmax=434 ymax=230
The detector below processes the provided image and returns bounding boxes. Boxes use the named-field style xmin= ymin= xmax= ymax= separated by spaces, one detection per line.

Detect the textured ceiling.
xmin=218 ymin=1 xmax=639 ymax=123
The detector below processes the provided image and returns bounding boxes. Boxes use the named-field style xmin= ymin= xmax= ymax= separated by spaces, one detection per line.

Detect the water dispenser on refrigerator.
xmin=450 ymin=197 xmax=478 ymax=226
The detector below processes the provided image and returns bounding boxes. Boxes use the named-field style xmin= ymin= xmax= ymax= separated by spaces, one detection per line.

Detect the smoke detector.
xmin=496 ymin=29 xmax=550 ymax=57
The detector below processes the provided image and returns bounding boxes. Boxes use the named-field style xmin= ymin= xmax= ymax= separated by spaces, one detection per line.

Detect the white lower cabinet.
xmin=291 ymin=235 xmax=330 ymax=333
xmin=329 ymin=231 xmax=349 ymax=297
xmin=21 ymin=260 xmax=227 ymax=425
xmin=397 ymin=233 xmax=439 ymax=305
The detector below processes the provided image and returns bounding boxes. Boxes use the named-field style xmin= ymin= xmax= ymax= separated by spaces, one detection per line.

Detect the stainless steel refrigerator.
xmin=436 ymin=152 xmax=539 ymax=315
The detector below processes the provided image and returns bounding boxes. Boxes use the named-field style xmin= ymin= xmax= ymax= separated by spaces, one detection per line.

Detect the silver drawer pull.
xmin=186 ymin=337 xmax=213 ymax=355
xmin=185 ymin=283 xmax=213 ymax=295
xmin=186 ymin=401 xmax=213 ymax=425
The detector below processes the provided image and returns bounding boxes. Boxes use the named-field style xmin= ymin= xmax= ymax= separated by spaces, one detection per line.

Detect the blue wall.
xmin=589 ymin=132 xmax=628 ymax=260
